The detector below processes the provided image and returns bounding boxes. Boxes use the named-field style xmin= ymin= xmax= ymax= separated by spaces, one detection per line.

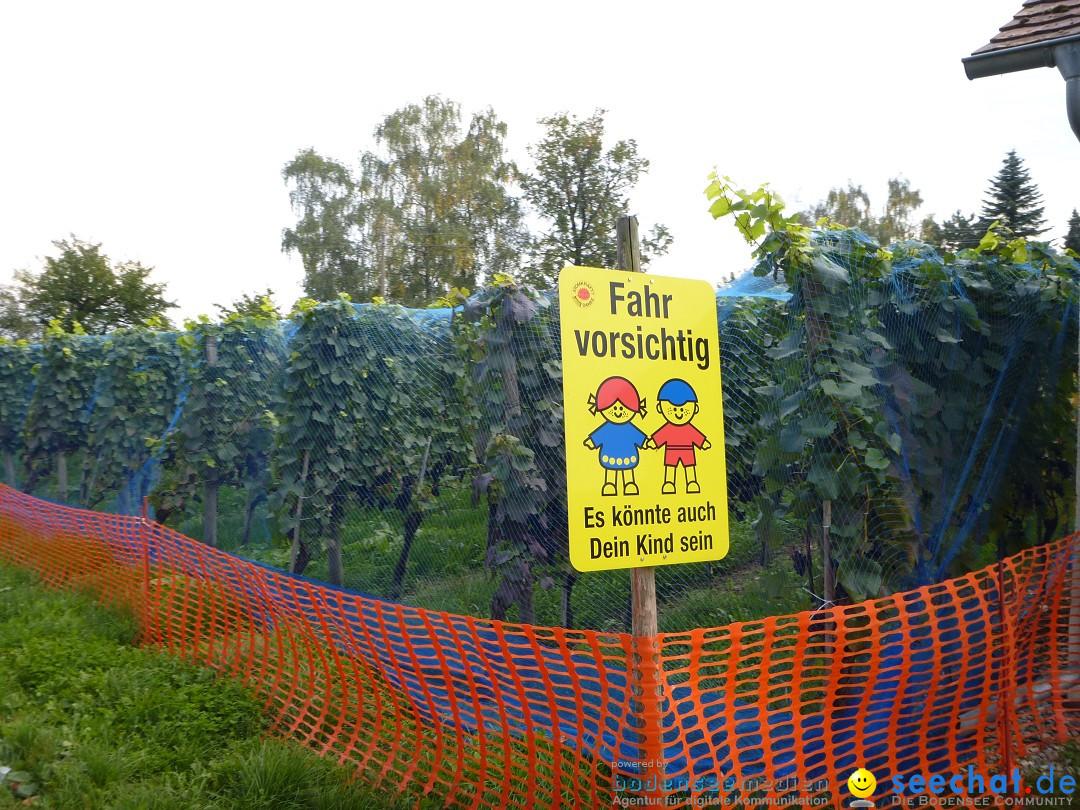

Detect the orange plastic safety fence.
xmin=0 ymin=482 xmax=1076 ymax=808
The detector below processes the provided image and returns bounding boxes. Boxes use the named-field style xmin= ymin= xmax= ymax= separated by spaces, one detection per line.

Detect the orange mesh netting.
xmin=0 ymin=482 xmax=1076 ymax=808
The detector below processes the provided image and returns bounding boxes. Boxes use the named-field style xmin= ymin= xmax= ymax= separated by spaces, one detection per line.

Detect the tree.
xmin=0 ymin=286 xmax=37 ymax=341
xmin=282 ymin=150 xmax=362 ymax=302
xmin=877 ymin=178 xmax=925 ymax=245
xmin=282 ymin=97 xmax=529 ymax=307
xmin=925 ymin=210 xmax=981 ymax=253
xmin=215 ymin=289 xmax=282 ymax=320
xmin=521 ymin=110 xmax=671 ymax=288
xmin=977 ymin=150 xmax=1046 ymax=239
xmin=1065 ymin=209 xmax=1080 ymax=253
xmin=805 ymin=182 xmax=872 ymax=233
xmin=360 ymin=97 xmax=529 ymax=305
xmin=14 ymin=238 xmax=174 ymax=335
xmin=803 ymin=177 xmax=923 ymax=245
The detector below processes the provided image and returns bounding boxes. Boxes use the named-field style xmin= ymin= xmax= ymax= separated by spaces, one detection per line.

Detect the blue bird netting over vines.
xmin=0 ymin=228 xmax=1075 ymax=633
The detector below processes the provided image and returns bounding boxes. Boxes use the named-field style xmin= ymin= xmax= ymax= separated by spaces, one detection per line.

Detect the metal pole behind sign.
xmin=616 ymin=214 xmax=664 ymax=793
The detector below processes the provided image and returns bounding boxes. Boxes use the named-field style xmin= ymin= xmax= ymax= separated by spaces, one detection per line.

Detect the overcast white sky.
xmin=1 ymin=0 xmax=1076 ymax=321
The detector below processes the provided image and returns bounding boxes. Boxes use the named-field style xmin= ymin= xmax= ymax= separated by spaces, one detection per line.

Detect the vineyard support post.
xmin=203 ymin=334 xmax=218 ymax=548
xmin=140 ymin=496 xmax=153 ymax=644
xmin=823 ymin=499 xmax=834 ymax=605
xmin=994 ymin=560 xmax=1016 ymax=774
xmin=618 ymin=214 xmax=664 ymax=797
xmin=289 ymin=449 xmax=310 ymax=574
xmin=390 ymin=437 xmax=431 ymax=601
xmin=496 ymin=293 xmax=534 ymax=623
xmin=57 ymin=451 xmax=67 ymax=503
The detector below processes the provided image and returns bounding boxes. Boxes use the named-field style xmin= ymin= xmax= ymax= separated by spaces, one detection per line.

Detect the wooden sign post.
xmin=618 ymin=215 xmax=662 ymax=798
xmin=558 ymin=215 xmax=730 ymax=797
xmin=617 ymin=216 xmax=658 ymax=646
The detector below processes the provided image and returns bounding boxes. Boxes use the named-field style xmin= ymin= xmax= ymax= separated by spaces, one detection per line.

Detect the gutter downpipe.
xmin=1056 ymin=40 xmax=1080 ymax=709
xmin=1055 ymin=41 xmax=1080 ymax=141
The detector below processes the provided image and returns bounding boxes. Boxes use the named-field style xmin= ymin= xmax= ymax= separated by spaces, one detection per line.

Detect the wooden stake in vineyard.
xmin=203 ymin=333 xmax=219 ymax=548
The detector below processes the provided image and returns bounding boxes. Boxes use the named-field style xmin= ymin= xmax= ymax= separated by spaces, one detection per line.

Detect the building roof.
xmin=965 ymin=0 xmax=1080 ymax=78
xmin=972 ymin=0 xmax=1080 ymax=56
xmin=964 ymin=0 xmax=1080 ymax=142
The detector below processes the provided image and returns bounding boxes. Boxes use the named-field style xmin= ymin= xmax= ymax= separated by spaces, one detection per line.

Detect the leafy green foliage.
xmin=803 ymin=177 xmax=924 ymax=246
xmin=214 ymin=290 xmax=282 ymax=320
xmin=13 ymin=237 xmax=175 ymax=336
xmin=152 ymin=313 xmax=285 ymax=532
xmin=0 ymin=341 xmax=38 ymax=470
xmin=283 ymin=96 xmax=529 ymax=306
xmin=451 ymin=277 xmax=567 ymax=622
xmin=522 ymin=109 xmax=671 ymax=287
xmin=83 ymin=323 xmax=183 ymax=510
xmin=21 ymin=322 xmax=102 ymax=495
xmin=715 ymin=297 xmax=788 ymax=551
xmin=708 ymin=173 xmax=1077 ymax=597
xmin=272 ymin=297 xmax=471 ymax=586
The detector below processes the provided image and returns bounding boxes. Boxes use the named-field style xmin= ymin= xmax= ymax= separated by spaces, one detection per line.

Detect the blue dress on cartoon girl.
xmin=589 ymin=421 xmax=648 ymax=470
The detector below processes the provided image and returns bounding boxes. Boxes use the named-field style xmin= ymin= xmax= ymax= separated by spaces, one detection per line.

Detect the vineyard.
xmin=0 ymin=214 xmax=1076 ymax=635
xmin=1 ymin=208 xmax=1079 ymax=806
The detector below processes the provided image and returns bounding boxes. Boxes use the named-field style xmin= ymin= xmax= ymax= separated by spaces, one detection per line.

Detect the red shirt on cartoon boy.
xmin=652 ymin=421 xmax=707 ymax=468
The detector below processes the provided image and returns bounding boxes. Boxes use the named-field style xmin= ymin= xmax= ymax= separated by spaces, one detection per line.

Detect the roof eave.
xmin=964 ymin=33 xmax=1080 ymax=79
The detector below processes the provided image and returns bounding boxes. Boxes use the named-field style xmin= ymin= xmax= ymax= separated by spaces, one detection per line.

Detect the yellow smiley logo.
xmin=848 ymin=768 xmax=876 ymax=799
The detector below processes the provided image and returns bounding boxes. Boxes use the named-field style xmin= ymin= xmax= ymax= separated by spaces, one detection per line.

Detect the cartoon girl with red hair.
xmin=583 ymin=376 xmax=647 ymax=496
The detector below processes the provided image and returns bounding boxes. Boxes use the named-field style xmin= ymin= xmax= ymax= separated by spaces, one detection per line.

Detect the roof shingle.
xmin=972 ymin=0 xmax=1080 ymax=55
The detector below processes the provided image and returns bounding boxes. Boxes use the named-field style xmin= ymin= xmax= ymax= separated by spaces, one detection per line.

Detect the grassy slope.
xmin=168 ymin=483 xmax=808 ymax=632
xmin=0 ymin=564 xmax=433 ymax=810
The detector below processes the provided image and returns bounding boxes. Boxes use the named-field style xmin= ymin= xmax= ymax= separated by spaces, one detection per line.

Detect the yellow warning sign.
xmin=559 ymin=266 xmax=729 ymax=572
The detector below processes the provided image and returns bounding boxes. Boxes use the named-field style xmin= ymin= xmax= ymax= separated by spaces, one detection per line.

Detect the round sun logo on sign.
xmin=572 ymin=281 xmax=595 ymax=307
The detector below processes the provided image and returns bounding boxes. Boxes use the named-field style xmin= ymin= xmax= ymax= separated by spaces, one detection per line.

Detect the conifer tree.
xmin=977 ymin=150 xmax=1046 ymax=239
xmin=938 ymin=210 xmax=981 ymax=252
xmin=1065 ymin=209 xmax=1080 ymax=253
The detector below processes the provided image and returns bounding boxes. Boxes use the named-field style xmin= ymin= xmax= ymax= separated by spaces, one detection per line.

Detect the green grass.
xmin=1020 ymin=740 xmax=1080 ymax=802
xmin=171 ymin=484 xmax=277 ymax=552
xmin=161 ymin=482 xmax=810 ymax=632
xmin=0 ymin=564 xmax=437 ymax=809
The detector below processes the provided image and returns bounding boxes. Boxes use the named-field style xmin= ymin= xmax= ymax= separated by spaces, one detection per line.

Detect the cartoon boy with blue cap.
xmin=649 ymin=378 xmax=711 ymax=494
